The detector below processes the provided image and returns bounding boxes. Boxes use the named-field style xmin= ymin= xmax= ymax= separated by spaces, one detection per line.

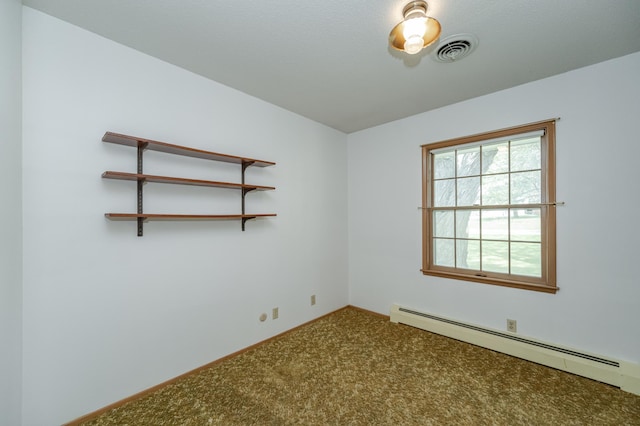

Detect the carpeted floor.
xmin=80 ymin=307 xmax=640 ymax=425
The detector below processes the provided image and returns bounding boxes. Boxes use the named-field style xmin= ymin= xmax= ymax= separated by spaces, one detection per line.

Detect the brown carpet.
xmin=80 ymin=307 xmax=640 ymax=425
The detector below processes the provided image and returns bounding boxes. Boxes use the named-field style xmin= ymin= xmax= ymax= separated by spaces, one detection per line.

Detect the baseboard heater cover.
xmin=390 ymin=304 xmax=640 ymax=396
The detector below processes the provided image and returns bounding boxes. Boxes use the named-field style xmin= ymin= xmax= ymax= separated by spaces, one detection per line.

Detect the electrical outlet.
xmin=507 ymin=319 xmax=517 ymax=333
xmin=311 ymin=295 xmax=316 ymax=306
xmin=272 ymin=307 xmax=279 ymax=320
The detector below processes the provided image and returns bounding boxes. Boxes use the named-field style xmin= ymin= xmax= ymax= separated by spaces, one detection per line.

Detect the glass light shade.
xmin=404 ymin=36 xmax=425 ymax=54
xmin=403 ymin=17 xmax=427 ymax=54
xmin=389 ymin=1 xmax=441 ymax=54
xmin=403 ymin=17 xmax=427 ymax=40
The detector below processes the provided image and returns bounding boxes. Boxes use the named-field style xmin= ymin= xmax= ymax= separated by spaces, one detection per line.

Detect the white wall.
xmin=348 ymin=52 xmax=640 ymax=364
xmin=22 ymin=7 xmax=348 ymax=425
xmin=0 ymin=0 xmax=23 ymax=425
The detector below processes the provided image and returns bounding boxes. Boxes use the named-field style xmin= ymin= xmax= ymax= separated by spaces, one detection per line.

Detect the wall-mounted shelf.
xmin=105 ymin=213 xmax=277 ymax=220
xmin=102 ymin=171 xmax=275 ymax=192
xmin=102 ymin=132 xmax=276 ymax=236
xmin=102 ymin=132 xmax=275 ymax=167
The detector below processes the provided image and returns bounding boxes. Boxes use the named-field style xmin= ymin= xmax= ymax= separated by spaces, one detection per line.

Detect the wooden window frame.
xmin=421 ymin=119 xmax=557 ymax=294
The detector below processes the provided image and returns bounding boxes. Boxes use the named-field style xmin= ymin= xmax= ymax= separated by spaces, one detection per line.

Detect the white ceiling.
xmin=22 ymin=0 xmax=640 ymax=133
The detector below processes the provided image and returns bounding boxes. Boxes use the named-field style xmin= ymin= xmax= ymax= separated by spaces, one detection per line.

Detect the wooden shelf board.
xmin=102 ymin=171 xmax=275 ymax=191
xmin=105 ymin=213 xmax=277 ymax=221
xmin=103 ymin=132 xmax=275 ymax=168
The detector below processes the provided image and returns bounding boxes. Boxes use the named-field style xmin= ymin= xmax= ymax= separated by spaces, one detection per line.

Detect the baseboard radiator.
xmin=390 ymin=304 xmax=640 ymax=395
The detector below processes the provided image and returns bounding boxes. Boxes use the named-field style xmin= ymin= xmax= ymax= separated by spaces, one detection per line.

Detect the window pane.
xmin=482 ymin=174 xmax=509 ymax=205
xmin=457 ymin=176 xmax=480 ymax=206
xmin=481 ymin=209 xmax=508 ymax=241
xmin=511 ymin=171 xmax=541 ymax=204
xmin=434 ymin=151 xmax=455 ymax=179
xmin=511 ymin=209 xmax=541 ymax=242
xmin=423 ymin=120 xmax=556 ymax=292
xmin=434 ymin=179 xmax=455 ymax=207
xmin=457 ymin=147 xmax=480 ymax=177
xmin=510 ymin=137 xmax=540 ymax=172
xmin=434 ymin=238 xmax=455 ymax=267
xmin=483 ymin=142 xmax=509 ymax=174
xmin=434 ymin=210 xmax=454 ymax=238
xmin=511 ymin=242 xmax=542 ymax=277
xmin=457 ymin=239 xmax=480 ymax=270
xmin=482 ymin=241 xmax=509 ymax=273
xmin=456 ymin=209 xmax=479 ymax=239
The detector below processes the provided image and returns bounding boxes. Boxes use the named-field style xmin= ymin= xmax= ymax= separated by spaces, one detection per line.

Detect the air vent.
xmin=434 ymin=34 xmax=478 ymax=62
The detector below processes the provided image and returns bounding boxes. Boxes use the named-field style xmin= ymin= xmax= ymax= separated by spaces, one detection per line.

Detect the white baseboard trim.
xmin=390 ymin=304 xmax=640 ymax=396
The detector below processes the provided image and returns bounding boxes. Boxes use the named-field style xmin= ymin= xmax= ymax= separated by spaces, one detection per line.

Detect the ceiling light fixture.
xmin=389 ymin=1 xmax=441 ymax=55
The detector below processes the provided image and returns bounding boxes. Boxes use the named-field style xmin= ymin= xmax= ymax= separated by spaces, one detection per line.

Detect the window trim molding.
xmin=421 ymin=119 xmax=557 ymax=294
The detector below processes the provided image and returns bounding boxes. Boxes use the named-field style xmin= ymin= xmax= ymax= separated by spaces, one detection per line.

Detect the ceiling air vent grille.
xmin=435 ymin=34 xmax=478 ymax=63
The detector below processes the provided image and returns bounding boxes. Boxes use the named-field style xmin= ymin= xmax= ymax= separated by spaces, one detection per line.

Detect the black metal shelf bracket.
xmin=136 ymin=142 xmax=148 ymax=236
xmin=241 ymin=161 xmax=255 ymax=231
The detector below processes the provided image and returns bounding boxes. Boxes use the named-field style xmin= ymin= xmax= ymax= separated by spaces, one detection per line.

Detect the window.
xmin=421 ymin=120 xmax=557 ymax=293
